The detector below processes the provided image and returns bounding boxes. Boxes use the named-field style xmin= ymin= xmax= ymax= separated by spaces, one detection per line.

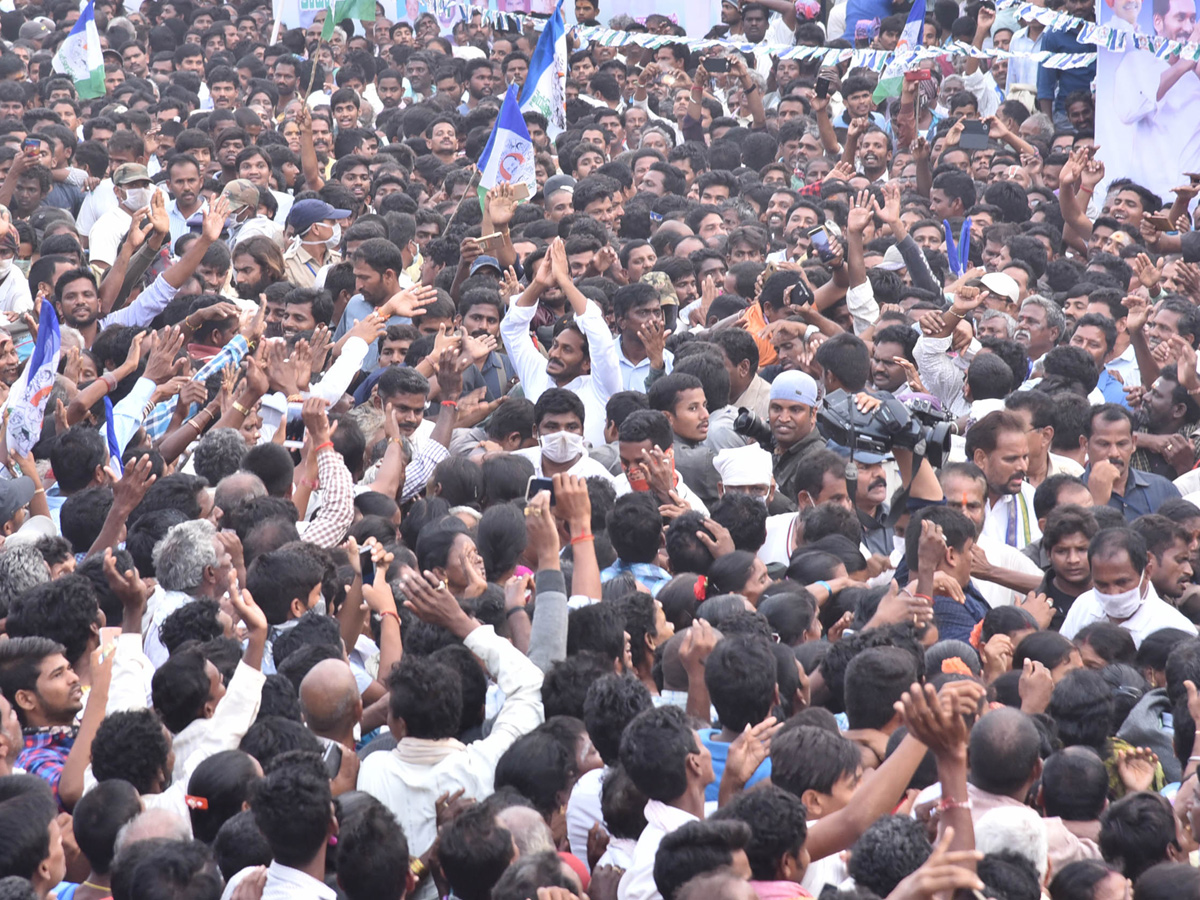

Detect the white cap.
xmin=981 ymin=272 xmax=1020 ymax=305
xmin=4 ymin=515 xmax=56 ymax=548
xmin=713 ymin=445 xmax=774 ymax=487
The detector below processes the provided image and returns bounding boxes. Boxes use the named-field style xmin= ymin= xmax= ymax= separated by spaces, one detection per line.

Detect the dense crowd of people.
xmin=2 ymin=0 xmax=1200 ymax=899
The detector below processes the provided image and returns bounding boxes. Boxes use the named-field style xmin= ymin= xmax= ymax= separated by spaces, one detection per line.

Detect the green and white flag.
xmin=53 ymin=0 xmax=105 ymax=100
xmin=320 ymin=0 xmax=375 ymax=41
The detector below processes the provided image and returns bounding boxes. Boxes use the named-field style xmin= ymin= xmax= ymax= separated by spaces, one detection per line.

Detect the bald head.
xmin=496 ymin=805 xmax=554 ymax=857
xmin=214 ymin=471 xmax=267 ymax=518
xmin=114 ymin=808 xmax=192 ymax=853
xmin=300 ymin=658 xmax=361 ymax=738
xmin=968 ymin=707 xmax=1041 ymax=797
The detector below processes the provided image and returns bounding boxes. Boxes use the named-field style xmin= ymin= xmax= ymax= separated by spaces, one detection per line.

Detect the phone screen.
xmin=707 ymin=58 xmax=729 ymax=74
xmin=815 ymin=77 xmax=831 ymax=99
xmin=525 ymin=475 xmax=555 ymax=504
xmin=808 ymin=226 xmax=832 ymax=261
xmin=360 ymin=549 xmax=375 ymax=585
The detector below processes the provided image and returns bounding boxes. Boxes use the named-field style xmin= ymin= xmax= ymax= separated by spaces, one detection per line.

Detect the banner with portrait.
xmin=1094 ymin=0 xmax=1200 ymax=205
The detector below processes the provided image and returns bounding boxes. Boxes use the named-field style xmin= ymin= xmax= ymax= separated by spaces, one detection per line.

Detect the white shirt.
xmin=222 ymin=861 xmax=337 ymax=900
xmin=500 ymin=298 xmax=622 ymax=449
xmin=980 ymin=481 xmax=1041 ymax=551
xmin=87 ymin=205 xmax=134 ymax=267
xmin=1105 ymin=343 xmax=1142 ymax=390
xmin=0 ymin=267 xmax=32 ymax=314
xmin=356 ymin=626 xmax=544 ymax=859
xmin=567 ymin=764 xmax=607 ymax=864
xmin=515 ymin=446 xmax=616 ymax=482
xmin=760 ymin=512 xmax=800 ymax=567
xmin=76 ymin=178 xmax=118 ymax=237
xmin=974 ymin=533 xmax=1046 ymax=608
xmin=617 ymin=800 xmax=699 ymax=900
xmin=1059 ymin=581 xmax=1198 ymax=646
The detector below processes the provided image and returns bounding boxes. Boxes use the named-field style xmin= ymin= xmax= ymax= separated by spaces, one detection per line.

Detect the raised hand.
xmin=382 ymin=284 xmax=436 ymax=319
xmin=1019 ymin=658 xmax=1054 ymax=714
xmin=637 ymin=318 xmax=668 ymax=370
xmin=1131 ymin=254 xmax=1162 ymax=296
xmin=485 ymin=182 xmax=519 ymax=229
xmin=1115 ymin=746 xmax=1159 ymax=793
xmin=722 ymin=716 xmax=780 ymax=789
xmin=400 ymin=569 xmax=477 ymax=637
xmin=111 ymin=454 xmax=157 ymax=512
xmin=202 ymin=196 xmax=231 ymax=242
xmin=1018 ymin=590 xmax=1055 ymax=630
xmin=1122 ymin=293 xmax=1151 ymax=332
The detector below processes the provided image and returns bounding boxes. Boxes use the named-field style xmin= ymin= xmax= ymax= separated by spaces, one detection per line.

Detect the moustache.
xmin=869 ymin=478 xmax=887 ymax=490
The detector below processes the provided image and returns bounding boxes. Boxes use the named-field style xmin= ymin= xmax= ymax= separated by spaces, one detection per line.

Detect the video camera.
xmin=816 ymin=389 xmax=952 ymax=467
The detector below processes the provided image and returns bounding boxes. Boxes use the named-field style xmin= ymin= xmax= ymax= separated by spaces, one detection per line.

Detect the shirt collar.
xmin=266 ymin=861 xmax=337 ymax=900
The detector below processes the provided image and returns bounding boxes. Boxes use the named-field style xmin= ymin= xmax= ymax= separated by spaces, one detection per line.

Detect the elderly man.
xmin=300 ymin=659 xmax=362 ymax=752
xmin=144 ymin=520 xmax=236 ymax=667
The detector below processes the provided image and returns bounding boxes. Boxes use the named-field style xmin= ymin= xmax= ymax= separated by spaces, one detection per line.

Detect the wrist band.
xmin=938 ymin=798 xmax=971 ymax=811
xmin=571 ymin=532 xmax=594 ymax=545
xmin=232 ymin=401 xmax=250 ymax=416
xmin=101 ymin=372 xmax=118 ymax=392
xmin=506 ymin=605 xmax=529 ymax=618
xmin=441 ymin=399 xmax=458 ymax=408
xmin=314 ymin=441 xmax=334 ymax=452
xmin=815 ymin=579 xmax=832 ymax=595
xmin=409 ymin=859 xmax=428 ymax=880
xmin=379 ymin=610 xmax=400 ymax=625
xmin=287 ymin=394 xmax=304 ymax=403
xmin=914 ymin=593 xmax=934 ymax=602
xmin=33 ymin=488 xmax=45 ymax=496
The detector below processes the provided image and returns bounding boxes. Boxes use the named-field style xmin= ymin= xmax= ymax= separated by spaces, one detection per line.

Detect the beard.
xmin=235 ymin=277 xmax=266 ymax=301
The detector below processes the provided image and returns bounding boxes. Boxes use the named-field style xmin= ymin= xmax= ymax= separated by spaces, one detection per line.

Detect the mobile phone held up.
xmin=808 ymin=226 xmax=834 ymax=262
xmin=706 ymin=57 xmax=730 ymax=74
xmin=815 ymin=76 xmax=832 ymax=99
xmin=525 ymin=475 xmax=555 ymax=505
xmin=904 ymin=70 xmax=932 ymax=82
xmin=958 ymin=120 xmax=990 ymax=152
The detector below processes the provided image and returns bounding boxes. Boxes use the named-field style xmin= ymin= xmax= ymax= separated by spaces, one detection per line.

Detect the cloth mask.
xmin=540 ymin=431 xmax=586 ymax=463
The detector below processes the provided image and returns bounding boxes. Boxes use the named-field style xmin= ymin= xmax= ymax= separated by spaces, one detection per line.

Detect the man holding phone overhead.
xmin=500 ymin=237 xmax=622 ymax=449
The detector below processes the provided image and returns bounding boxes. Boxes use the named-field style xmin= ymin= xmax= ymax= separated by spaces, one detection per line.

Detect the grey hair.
xmin=0 ymin=546 xmax=49 ymax=617
xmin=153 ymin=519 xmax=219 ymax=593
xmin=1019 ymin=294 xmax=1066 ymax=340
xmin=1023 ymin=112 xmax=1055 ymax=145
xmin=193 ymin=428 xmax=249 ymax=487
xmin=496 ymin=806 xmax=555 ymax=857
xmin=114 ymin=809 xmax=192 ymax=855
xmin=639 ymin=125 xmax=675 ymax=150
xmin=978 ymin=308 xmax=1017 ymax=338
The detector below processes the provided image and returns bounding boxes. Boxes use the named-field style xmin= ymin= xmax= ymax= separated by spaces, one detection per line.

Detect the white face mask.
xmin=540 ymin=431 xmax=586 ymax=463
xmin=325 ymin=223 xmax=342 ymax=249
xmin=0 ymin=258 xmax=12 ymax=279
xmin=1095 ymin=578 xmax=1146 ymax=620
xmin=124 ymin=186 xmax=153 ymax=209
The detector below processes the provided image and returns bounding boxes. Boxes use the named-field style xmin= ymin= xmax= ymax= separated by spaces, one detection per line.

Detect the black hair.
xmin=250 ymin=751 xmax=332 ymax=869
xmin=711 ymin=785 xmax=809 ymax=882
xmin=654 ymin=819 xmax=751 ymax=900
xmin=152 ymin=645 xmax=213 ymax=735
xmin=705 ymin=636 xmax=777 ymax=732
xmin=1099 ymin=792 xmax=1180 ymax=881
xmin=337 ymin=797 xmax=410 ymax=900
xmin=494 ymin=730 xmax=577 ymax=817
xmin=584 ymin=674 xmax=653 ymax=767
xmin=844 ymin=646 xmax=918 ymax=731
xmin=387 ymin=655 xmax=462 ymax=740
xmin=567 ymin=602 xmax=627 ymax=665
xmin=771 ymin=724 xmax=862 ymax=797
xmin=91 ymin=708 xmax=172 ymax=795
xmin=438 ymin=802 xmax=515 ymax=900
xmin=845 ymin=814 xmax=933 ymax=897
xmin=5 ymin=575 xmax=99 ymax=665
xmin=606 ymin=492 xmax=663 ymax=565
xmin=619 ymin=705 xmax=700 ymax=802
xmin=238 ymin=716 xmax=323 ymax=767
xmin=71 ymin=779 xmax=142 ymax=875
xmin=187 ymin=750 xmax=262 ymax=844
xmin=1048 ymin=668 xmax=1114 ymax=754
xmin=1041 ymin=747 xmax=1109 ymax=822
xmin=967 ymin=708 xmax=1041 ymax=795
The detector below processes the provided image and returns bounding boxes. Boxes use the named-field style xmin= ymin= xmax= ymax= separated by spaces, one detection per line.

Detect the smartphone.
xmin=815 ymin=76 xmax=832 ymax=99
xmin=904 ymin=69 xmax=932 ymax=82
xmin=511 ymin=183 xmax=529 ymax=201
xmin=808 ymin=225 xmax=833 ymax=261
xmin=959 ymin=119 xmax=990 ymax=152
xmin=476 ymin=232 xmax=503 ymax=254
xmin=21 ymin=138 xmax=40 ymax=152
xmin=525 ymin=475 xmax=555 ymax=505
xmin=321 ymin=741 xmax=343 ymax=779
xmin=763 ymin=261 xmax=778 ymax=280
xmin=360 ymin=547 xmax=375 ymax=585
xmin=1145 ymin=213 xmax=1175 ymax=230
xmin=706 ymin=57 xmax=729 ymax=74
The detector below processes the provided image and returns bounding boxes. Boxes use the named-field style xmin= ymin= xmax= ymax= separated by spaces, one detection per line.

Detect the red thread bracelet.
xmin=314 ymin=441 xmax=334 ymax=452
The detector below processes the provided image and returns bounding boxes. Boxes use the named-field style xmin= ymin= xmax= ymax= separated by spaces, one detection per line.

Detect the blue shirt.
xmin=1037 ymin=27 xmax=1096 ymax=111
xmin=600 ymin=560 xmax=671 ymax=596
xmin=699 ymin=728 xmax=771 ymax=802
xmin=1082 ymin=466 xmax=1182 ymax=522
xmin=841 ymin=0 xmax=891 ymax=40
xmin=334 ymin=294 xmax=410 ymax=371
xmin=933 ymin=582 xmax=990 ymax=643
xmin=1097 ymin=369 xmax=1131 ymax=408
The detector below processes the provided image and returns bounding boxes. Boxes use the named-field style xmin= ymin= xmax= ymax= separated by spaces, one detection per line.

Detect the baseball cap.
xmin=112 ymin=163 xmax=151 ymax=186
xmin=543 ymin=174 xmax=576 ymax=197
xmin=18 ymin=17 xmax=53 ymax=40
xmin=221 ymin=179 xmax=260 ymax=213
xmin=470 ymin=255 xmax=502 ymax=276
xmin=286 ymin=198 xmax=351 ymax=235
xmin=0 ymin=476 xmax=35 ymax=526
xmin=769 ymin=370 xmax=820 ymax=407
xmin=4 ymin=514 xmax=55 ymax=548
xmin=876 ymin=244 xmax=906 ymax=271
xmin=980 ymin=272 xmax=1019 ymax=305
